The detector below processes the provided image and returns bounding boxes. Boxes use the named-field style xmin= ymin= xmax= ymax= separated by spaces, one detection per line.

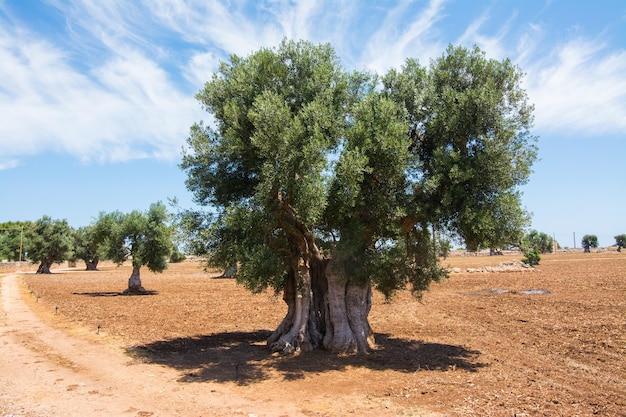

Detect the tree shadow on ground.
xmin=127 ymin=331 xmax=486 ymax=386
xmin=72 ymin=290 xmax=159 ymax=297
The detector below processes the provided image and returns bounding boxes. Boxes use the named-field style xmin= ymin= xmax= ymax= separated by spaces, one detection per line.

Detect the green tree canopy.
xmin=98 ymin=202 xmax=174 ymax=293
xmin=180 ymin=40 xmax=537 ymax=354
xmin=24 ymin=216 xmax=74 ymax=274
xmin=524 ymin=230 xmax=555 ymax=254
xmin=72 ymin=224 xmax=107 ymax=271
xmin=581 ymin=234 xmax=599 ymax=252
xmin=0 ymin=221 xmax=30 ymax=262
xmin=614 ymin=234 xmax=626 ymax=250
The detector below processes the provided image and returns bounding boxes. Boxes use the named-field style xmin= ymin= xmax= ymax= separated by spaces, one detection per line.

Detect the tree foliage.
xmin=521 ymin=248 xmax=541 ymax=266
xmin=180 ymin=40 xmax=537 ymax=354
xmin=0 ymin=221 xmax=30 ymax=261
xmin=97 ymin=202 xmax=174 ymax=292
xmin=614 ymin=234 xmax=626 ymax=250
xmin=72 ymin=225 xmax=107 ymax=270
xmin=524 ymin=230 xmax=554 ymax=254
xmin=581 ymin=234 xmax=598 ymax=252
xmin=24 ymin=216 xmax=74 ymax=273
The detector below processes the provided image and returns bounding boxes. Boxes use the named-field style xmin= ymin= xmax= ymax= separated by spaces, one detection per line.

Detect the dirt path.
xmin=1 ymin=272 xmax=437 ymax=417
xmin=0 ymin=273 xmax=302 ymax=417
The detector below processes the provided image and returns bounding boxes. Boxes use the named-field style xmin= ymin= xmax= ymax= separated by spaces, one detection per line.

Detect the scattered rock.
xmin=449 ymin=260 xmax=537 ymax=273
xmin=521 ymin=288 xmax=551 ymax=295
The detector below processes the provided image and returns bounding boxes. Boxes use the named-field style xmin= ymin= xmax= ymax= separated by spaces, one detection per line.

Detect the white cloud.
xmin=0 ymin=20 xmax=202 ymax=168
xmin=360 ymin=0 xmax=448 ymax=72
xmin=270 ymin=0 xmax=321 ymax=40
xmin=185 ymin=51 xmax=220 ymax=88
xmin=0 ymin=159 xmax=20 ymax=170
xmin=456 ymin=8 xmax=518 ymax=60
xmin=148 ymin=0 xmax=282 ymax=56
xmin=524 ymin=38 xmax=626 ymax=135
xmin=2 ymin=0 xmax=625 ymax=172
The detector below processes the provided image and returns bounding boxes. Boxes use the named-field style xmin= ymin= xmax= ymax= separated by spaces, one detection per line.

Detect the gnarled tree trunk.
xmin=36 ymin=260 xmax=53 ymax=274
xmin=124 ymin=265 xmax=145 ymax=294
xmin=268 ymin=197 xmax=376 ymax=355
xmin=323 ymin=263 xmax=374 ymax=354
xmin=85 ymin=259 xmax=99 ymax=271
xmin=268 ymin=254 xmax=375 ymax=355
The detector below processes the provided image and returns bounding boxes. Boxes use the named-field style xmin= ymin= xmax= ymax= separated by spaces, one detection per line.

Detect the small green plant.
xmin=170 ymin=249 xmax=187 ymax=263
xmin=521 ymin=248 xmax=541 ymax=266
xmin=438 ymin=238 xmax=451 ymax=259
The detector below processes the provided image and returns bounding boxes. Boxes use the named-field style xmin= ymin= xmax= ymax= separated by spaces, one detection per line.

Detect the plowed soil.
xmin=2 ymin=251 xmax=625 ymax=416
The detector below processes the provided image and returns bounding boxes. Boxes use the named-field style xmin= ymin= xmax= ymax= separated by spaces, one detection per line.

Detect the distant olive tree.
xmin=0 ymin=221 xmax=30 ymax=261
xmin=98 ymin=202 xmax=175 ymax=293
xmin=524 ymin=230 xmax=554 ymax=254
xmin=25 ymin=216 xmax=73 ymax=273
xmin=581 ymin=234 xmax=599 ymax=253
xmin=614 ymin=234 xmax=626 ymax=252
xmin=72 ymin=224 xmax=108 ymax=270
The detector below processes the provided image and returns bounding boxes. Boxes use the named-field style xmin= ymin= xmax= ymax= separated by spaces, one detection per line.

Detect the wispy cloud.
xmin=360 ymin=0 xmax=448 ymax=72
xmin=149 ymin=0 xmax=282 ymax=56
xmin=1 ymin=0 xmax=625 ymax=172
xmin=456 ymin=7 xmax=518 ymax=60
xmin=0 ymin=15 xmax=201 ymax=168
xmin=524 ymin=38 xmax=626 ymax=136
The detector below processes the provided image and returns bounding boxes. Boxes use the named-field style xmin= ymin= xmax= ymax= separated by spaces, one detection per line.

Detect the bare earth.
xmin=1 ymin=251 xmax=624 ymax=416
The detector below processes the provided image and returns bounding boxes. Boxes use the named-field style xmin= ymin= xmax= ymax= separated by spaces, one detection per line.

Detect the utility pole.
xmin=573 ymin=232 xmax=576 ymax=249
xmin=19 ymin=226 xmax=23 ymax=262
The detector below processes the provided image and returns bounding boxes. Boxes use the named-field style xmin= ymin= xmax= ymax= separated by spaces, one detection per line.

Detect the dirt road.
xmin=0 ymin=273 xmax=303 ymax=417
xmin=1 ymin=272 xmax=435 ymax=417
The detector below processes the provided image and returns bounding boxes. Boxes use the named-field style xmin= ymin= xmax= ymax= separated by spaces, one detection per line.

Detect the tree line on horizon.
xmin=0 ymin=202 xmax=184 ymax=294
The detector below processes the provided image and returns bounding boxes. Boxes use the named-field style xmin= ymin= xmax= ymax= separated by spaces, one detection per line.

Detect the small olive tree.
xmin=72 ymin=225 xmax=108 ymax=270
xmin=524 ymin=230 xmax=554 ymax=254
xmin=25 ymin=216 xmax=73 ymax=274
xmin=97 ymin=202 xmax=174 ymax=293
xmin=614 ymin=234 xmax=626 ymax=251
xmin=581 ymin=234 xmax=599 ymax=253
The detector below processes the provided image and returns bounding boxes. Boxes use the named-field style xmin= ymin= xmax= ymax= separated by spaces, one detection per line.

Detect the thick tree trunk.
xmin=269 ymin=198 xmax=374 ymax=354
xmin=36 ymin=260 xmax=53 ymax=274
xmin=324 ymin=269 xmax=374 ymax=354
xmin=123 ymin=265 xmax=145 ymax=294
xmin=268 ymin=261 xmax=316 ymax=353
xmin=268 ymin=257 xmax=375 ymax=355
xmin=85 ymin=259 xmax=99 ymax=271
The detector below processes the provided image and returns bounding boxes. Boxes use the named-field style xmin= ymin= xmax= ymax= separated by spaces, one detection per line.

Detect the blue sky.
xmin=0 ymin=0 xmax=624 ymax=248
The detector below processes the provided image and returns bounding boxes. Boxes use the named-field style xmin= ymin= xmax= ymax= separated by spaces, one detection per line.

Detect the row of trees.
xmin=0 ymin=202 xmax=177 ymax=293
xmin=519 ymin=231 xmax=625 ymax=264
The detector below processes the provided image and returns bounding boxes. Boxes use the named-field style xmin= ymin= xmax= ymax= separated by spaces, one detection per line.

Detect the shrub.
xmin=170 ymin=249 xmax=187 ymax=263
xmin=521 ymin=248 xmax=541 ymax=266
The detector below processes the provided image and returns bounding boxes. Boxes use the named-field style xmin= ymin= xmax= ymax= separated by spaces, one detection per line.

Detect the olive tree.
xmin=0 ymin=221 xmax=30 ymax=261
xmin=98 ymin=202 xmax=174 ymax=293
xmin=72 ymin=225 xmax=107 ymax=270
xmin=181 ymin=40 xmax=537 ymax=354
xmin=614 ymin=234 xmax=626 ymax=251
xmin=24 ymin=216 xmax=74 ymax=274
xmin=581 ymin=234 xmax=598 ymax=252
xmin=524 ymin=230 xmax=555 ymax=254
